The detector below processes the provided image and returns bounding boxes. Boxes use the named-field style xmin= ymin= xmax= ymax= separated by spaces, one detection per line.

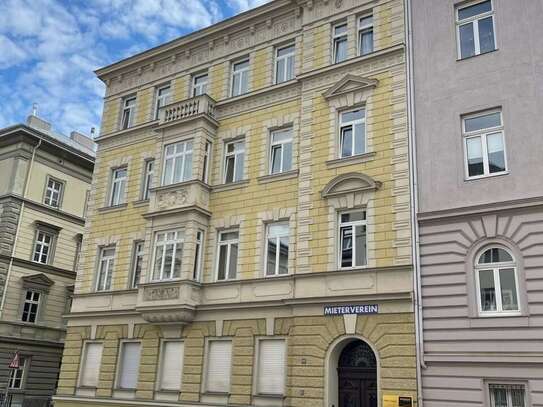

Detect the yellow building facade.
xmin=55 ymin=1 xmax=415 ymax=407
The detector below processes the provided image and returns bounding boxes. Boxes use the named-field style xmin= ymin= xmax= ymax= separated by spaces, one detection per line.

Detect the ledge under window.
xmin=132 ymin=199 xmax=150 ymax=208
xmin=257 ymin=169 xmax=298 ymax=184
xmin=97 ymin=203 xmax=128 ymax=213
xmin=326 ymin=152 xmax=376 ymax=169
xmin=212 ymin=179 xmax=250 ymax=192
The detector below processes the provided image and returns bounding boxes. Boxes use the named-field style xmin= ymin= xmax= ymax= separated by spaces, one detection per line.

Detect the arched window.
xmin=475 ymin=247 xmax=520 ymax=315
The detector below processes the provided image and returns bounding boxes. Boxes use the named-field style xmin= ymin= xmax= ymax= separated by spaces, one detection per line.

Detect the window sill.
xmin=253 ymin=393 xmax=286 ymax=399
xmin=132 ymin=199 xmax=150 ymax=208
xmin=456 ymin=48 xmax=498 ymax=62
xmin=152 ymin=179 xmax=211 ymax=193
xmin=465 ymin=170 xmax=509 ymax=182
xmin=257 ymin=169 xmax=299 ymax=184
xmin=326 ymin=152 xmax=376 ymax=169
xmin=211 ymin=179 xmax=250 ymax=192
xmin=97 ymin=203 xmax=128 ymax=213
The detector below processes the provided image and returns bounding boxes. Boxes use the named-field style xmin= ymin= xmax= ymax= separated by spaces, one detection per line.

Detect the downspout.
xmin=0 ymin=138 xmax=42 ymax=316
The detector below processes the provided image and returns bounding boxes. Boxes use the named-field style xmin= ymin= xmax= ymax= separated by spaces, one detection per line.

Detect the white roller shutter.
xmin=81 ymin=342 xmax=103 ymax=387
xmin=257 ymin=339 xmax=286 ymax=395
xmin=206 ymin=341 xmax=232 ymax=392
xmin=118 ymin=342 xmax=141 ymax=389
xmin=160 ymin=341 xmax=184 ymax=390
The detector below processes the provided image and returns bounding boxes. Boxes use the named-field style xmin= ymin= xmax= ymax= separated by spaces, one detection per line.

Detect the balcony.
xmin=146 ymin=179 xmax=211 ymax=218
xmin=158 ymin=94 xmax=217 ymax=127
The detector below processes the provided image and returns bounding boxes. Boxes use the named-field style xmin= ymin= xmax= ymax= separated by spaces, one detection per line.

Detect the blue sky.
xmin=0 ymin=0 xmax=268 ymax=137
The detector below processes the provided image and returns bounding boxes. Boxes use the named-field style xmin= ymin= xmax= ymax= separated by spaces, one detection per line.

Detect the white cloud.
xmin=0 ymin=35 xmax=28 ymax=69
xmin=227 ymin=0 xmax=270 ymax=12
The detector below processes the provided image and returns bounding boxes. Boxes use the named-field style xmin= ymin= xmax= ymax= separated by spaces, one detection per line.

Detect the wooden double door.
xmin=338 ymin=341 xmax=378 ymax=407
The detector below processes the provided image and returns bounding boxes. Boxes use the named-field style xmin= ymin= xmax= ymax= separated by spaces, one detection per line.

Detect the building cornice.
xmin=0 ymin=253 xmax=76 ymax=280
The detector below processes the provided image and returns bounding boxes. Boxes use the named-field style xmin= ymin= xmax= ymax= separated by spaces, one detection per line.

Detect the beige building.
xmin=0 ymin=116 xmax=95 ymax=407
xmin=55 ymin=1 xmax=416 ymax=407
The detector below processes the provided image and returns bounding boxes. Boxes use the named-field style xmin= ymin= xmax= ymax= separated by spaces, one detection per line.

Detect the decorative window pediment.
xmin=21 ymin=273 xmax=54 ymax=292
xmin=321 ymin=172 xmax=381 ymax=199
xmin=322 ymin=74 xmax=378 ymax=102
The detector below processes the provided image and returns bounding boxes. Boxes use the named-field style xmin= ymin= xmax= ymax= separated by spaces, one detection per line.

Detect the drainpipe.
xmin=0 ymin=138 xmax=42 ymax=317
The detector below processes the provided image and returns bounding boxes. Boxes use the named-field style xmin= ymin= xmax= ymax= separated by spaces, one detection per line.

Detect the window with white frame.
xmin=80 ymin=342 xmax=103 ymax=388
xmin=142 ymin=159 xmax=154 ymax=200
xmin=96 ymin=246 xmax=115 ymax=292
xmin=339 ymin=108 xmax=366 ymax=158
xmin=456 ymin=0 xmax=496 ymax=59
xmin=33 ymin=230 xmax=54 ymax=264
xmin=162 ymin=140 xmax=193 ymax=186
xmin=192 ymin=73 xmax=208 ymax=97
xmin=269 ymin=128 xmax=293 ymax=174
xmin=489 ymin=384 xmax=526 ymax=407
xmin=231 ymin=59 xmax=249 ymax=97
xmin=130 ymin=241 xmax=144 ymax=289
xmin=152 ymin=230 xmax=183 ymax=281
xmin=333 ymin=23 xmax=348 ymax=63
xmin=109 ymin=167 xmax=127 ymax=206
xmin=339 ymin=211 xmax=367 ymax=268
xmin=44 ymin=177 xmax=63 ymax=208
xmin=358 ymin=15 xmax=374 ymax=55
xmin=117 ymin=342 xmax=141 ymax=389
xmin=275 ymin=44 xmax=295 ymax=84
xmin=476 ymin=247 xmax=520 ymax=315
xmin=256 ymin=339 xmax=286 ymax=395
xmin=193 ymin=230 xmax=204 ymax=281
xmin=463 ymin=110 xmax=506 ymax=179
xmin=120 ymin=96 xmax=136 ymax=130
xmin=21 ymin=290 xmax=40 ymax=323
xmin=205 ymin=340 xmax=232 ymax=393
xmin=224 ymin=140 xmax=245 ymax=183
xmin=202 ymin=141 xmax=211 ymax=183
xmin=265 ymin=223 xmax=289 ymax=277
xmin=158 ymin=341 xmax=184 ymax=391
xmin=8 ymin=356 xmax=26 ymax=389
xmin=217 ymin=230 xmax=238 ymax=281
xmin=155 ymin=85 xmax=171 ymax=119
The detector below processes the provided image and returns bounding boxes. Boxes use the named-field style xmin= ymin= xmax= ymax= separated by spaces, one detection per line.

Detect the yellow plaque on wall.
xmin=383 ymin=395 xmax=398 ymax=407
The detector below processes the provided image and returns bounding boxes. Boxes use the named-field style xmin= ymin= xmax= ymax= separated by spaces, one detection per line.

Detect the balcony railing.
xmin=158 ymin=94 xmax=216 ymax=125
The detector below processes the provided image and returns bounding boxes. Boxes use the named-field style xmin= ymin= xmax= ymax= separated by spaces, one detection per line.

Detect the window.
xmin=33 ymin=230 xmax=54 ymax=264
xmin=205 ymin=341 xmax=232 ymax=393
xmin=80 ymin=342 xmax=103 ymax=387
xmin=333 ymin=23 xmax=348 ymax=63
xmin=162 ymin=141 xmax=193 ymax=185
xmin=193 ymin=230 xmax=204 ymax=281
xmin=44 ymin=177 xmax=63 ymax=208
xmin=265 ymin=223 xmax=289 ymax=277
xmin=275 ymin=44 xmax=295 ymax=84
xmin=476 ymin=247 xmax=520 ymax=315
xmin=96 ymin=246 xmax=115 ymax=292
xmin=256 ymin=339 xmax=286 ymax=395
xmin=456 ymin=0 xmax=496 ymax=59
xmin=269 ymin=128 xmax=293 ymax=174
xmin=463 ymin=110 xmax=506 ymax=178
xmin=489 ymin=384 xmax=525 ymax=407
xmin=142 ymin=159 xmax=154 ymax=200
xmin=339 ymin=211 xmax=367 ymax=268
xmin=231 ymin=59 xmax=249 ymax=97
xmin=358 ymin=15 xmax=374 ymax=55
xmin=158 ymin=341 xmax=184 ymax=391
xmin=152 ymin=230 xmax=183 ymax=281
xmin=340 ymin=108 xmax=366 ymax=158
xmin=192 ymin=73 xmax=208 ymax=97
xmin=217 ymin=231 xmax=238 ymax=281
xmin=202 ymin=141 xmax=211 ymax=183
xmin=224 ymin=140 xmax=245 ymax=183
xmin=117 ymin=342 xmax=141 ymax=389
xmin=21 ymin=290 xmax=40 ymax=323
xmin=155 ymin=85 xmax=171 ymax=119
xmin=109 ymin=167 xmax=127 ymax=206
xmin=120 ymin=96 xmax=136 ymax=130
xmin=130 ymin=241 xmax=144 ymax=289
xmin=9 ymin=357 xmax=26 ymax=389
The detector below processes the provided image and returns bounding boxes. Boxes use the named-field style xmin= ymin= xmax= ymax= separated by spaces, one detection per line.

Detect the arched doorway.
xmin=337 ymin=340 xmax=377 ymax=407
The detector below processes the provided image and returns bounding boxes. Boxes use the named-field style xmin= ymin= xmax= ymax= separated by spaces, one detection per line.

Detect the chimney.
xmin=26 ymin=114 xmax=52 ymax=133
xmin=70 ymin=131 xmax=96 ymax=151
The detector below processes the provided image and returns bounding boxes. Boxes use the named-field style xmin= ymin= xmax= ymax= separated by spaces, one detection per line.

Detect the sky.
xmin=0 ymin=0 xmax=269 ymax=137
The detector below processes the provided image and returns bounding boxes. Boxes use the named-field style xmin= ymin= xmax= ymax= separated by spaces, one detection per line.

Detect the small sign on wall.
xmin=323 ymin=304 xmax=379 ymax=316
xmin=383 ymin=395 xmax=413 ymax=407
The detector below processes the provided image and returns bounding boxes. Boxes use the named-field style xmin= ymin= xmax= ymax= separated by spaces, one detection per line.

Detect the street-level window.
xmin=231 ymin=59 xmax=249 ymax=97
xmin=217 ymin=230 xmax=238 ymax=281
xmin=142 ymin=159 xmax=154 ymax=200
xmin=476 ymin=247 xmax=519 ymax=315
xmin=256 ymin=339 xmax=286 ymax=395
xmin=130 ymin=241 xmax=144 ymax=289
xmin=333 ymin=23 xmax=348 ymax=63
xmin=155 ymin=85 xmax=171 ymax=119
xmin=193 ymin=230 xmax=204 ymax=281
xmin=265 ymin=223 xmax=289 ymax=277
xmin=463 ymin=110 xmax=506 ymax=179
xmin=269 ymin=128 xmax=293 ymax=174
xmin=275 ymin=44 xmax=295 ymax=84
xmin=44 ymin=178 xmax=63 ymax=208
xmin=117 ymin=342 xmax=141 ymax=390
xmin=152 ymin=230 xmax=183 ymax=281
xmin=202 ymin=141 xmax=211 ymax=183
xmin=489 ymin=384 xmax=525 ymax=407
xmin=192 ymin=73 xmax=208 ymax=97
xmin=109 ymin=167 xmax=127 ymax=206
xmin=96 ymin=246 xmax=115 ymax=292
xmin=224 ymin=140 xmax=245 ymax=183
xmin=9 ymin=357 xmax=26 ymax=389
xmin=340 ymin=108 xmax=366 ymax=158
xmin=21 ymin=290 xmax=40 ymax=323
xmin=120 ymin=96 xmax=136 ymax=130
xmin=456 ymin=0 xmax=496 ymax=59
xmin=80 ymin=343 xmax=103 ymax=388
xmin=33 ymin=230 xmax=54 ymax=264
xmin=162 ymin=140 xmax=193 ymax=185
xmin=358 ymin=15 xmax=374 ymax=55
xmin=159 ymin=341 xmax=184 ymax=391
xmin=205 ymin=340 xmax=232 ymax=393
xmin=339 ymin=211 xmax=367 ymax=268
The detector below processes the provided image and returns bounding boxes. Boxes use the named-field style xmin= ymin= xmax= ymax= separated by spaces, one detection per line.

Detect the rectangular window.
xmin=142 ymin=159 xmax=154 ymax=200
xmin=109 ymin=167 xmax=127 ymax=206
xmin=463 ymin=110 xmax=506 ymax=179
xmin=217 ymin=230 xmax=238 ymax=281
xmin=256 ymin=339 xmax=286 ymax=395
xmin=224 ymin=140 xmax=245 ymax=183
xmin=21 ymin=290 xmax=40 ymax=323
xmin=275 ymin=44 xmax=295 ymax=84
xmin=80 ymin=343 xmax=103 ymax=388
xmin=340 ymin=108 xmax=366 ymax=158
xmin=162 ymin=141 xmax=193 ymax=185
xmin=269 ymin=128 xmax=293 ymax=174
xmin=202 ymin=141 xmax=211 ymax=183
xmin=44 ymin=178 xmax=63 ymax=208
xmin=155 ymin=85 xmax=171 ymax=119
xmin=9 ymin=357 xmax=26 ymax=389
xmin=457 ymin=0 xmax=496 ymax=59
xmin=96 ymin=246 xmax=115 ymax=292
xmin=478 ymin=270 xmax=519 ymax=315
xmin=358 ymin=15 xmax=374 ymax=55
xmin=206 ymin=341 xmax=232 ymax=393
xmin=333 ymin=23 xmax=348 ymax=63
xmin=33 ymin=230 xmax=54 ymax=264
xmin=159 ymin=341 xmax=184 ymax=391
xmin=266 ymin=223 xmax=289 ymax=277
xmin=192 ymin=73 xmax=208 ymax=97
xmin=339 ymin=211 xmax=367 ymax=268
xmin=489 ymin=384 xmax=525 ymax=407
xmin=130 ymin=241 xmax=144 ymax=289
xmin=193 ymin=230 xmax=204 ymax=281
xmin=117 ymin=342 xmax=141 ymax=390
xmin=152 ymin=230 xmax=183 ymax=281
xmin=231 ymin=59 xmax=249 ymax=97
xmin=120 ymin=96 xmax=136 ymax=130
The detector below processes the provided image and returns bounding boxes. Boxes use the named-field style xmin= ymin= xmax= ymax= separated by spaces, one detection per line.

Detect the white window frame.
xmin=488 ymin=383 xmax=526 ymax=407
xmin=130 ymin=241 xmax=145 ymax=289
xmin=44 ymin=176 xmax=64 ymax=208
xmin=339 ymin=108 xmax=366 ymax=158
xmin=157 ymin=340 xmax=185 ymax=391
xmin=78 ymin=341 xmax=103 ymax=388
xmin=338 ymin=210 xmax=368 ymax=269
xmin=96 ymin=246 xmax=115 ymax=292
xmin=223 ymin=139 xmax=245 ymax=184
xmin=192 ymin=73 xmax=209 ymax=97
xmin=162 ymin=140 xmax=193 ymax=186
xmin=216 ymin=230 xmax=239 ymax=281
xmin=254 ymin=338 xmax=287 ymax=396
xmin=203 ymin=339 xmax=233 ymax=394
xmin=142 ymin=159 xmax=154 ymax=200
xmin=231 ymin=59 xmax=250 ymax=97
xmin=109 ymin=167 xmax=127 ymax=206
xmin=120 ymin=96 xmax=136 ymax=130
xmin=152 ymin=230 xmax=184 ymax=281
xmin=202 ymin=141 xmax=212 ymax=183
xmin=333 ymin=22 xmax=348 ymax=64
xmin=358 ymin=14 xmax=374 ymax=56
xmin=21 ymin=290 xmax=40 ymax=323
xmin=269 ymin=128 xmax=293 ymax=175
xmin=274 ymin=44 xmax=295 ymax=84
xmin=193 ymin=230 xmax=204 ymax=281
xmin=8 ymin=356 xmax=27 ymax=389
xmin=115 ymin=341 xmax=141 ymax=390
xmin=154 ymin=84 xmax=171 ymax=120
xmin=456 ymin=0 xmax=496 ymax=59
xmin=32 ymin=229 xmax=54 ymax=265
xmin=265 ymin=222 xmax=289 ymax=277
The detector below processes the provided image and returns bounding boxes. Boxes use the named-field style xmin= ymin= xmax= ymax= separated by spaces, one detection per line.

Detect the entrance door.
xmin=338 ymin=340 xmax=377 ymax=407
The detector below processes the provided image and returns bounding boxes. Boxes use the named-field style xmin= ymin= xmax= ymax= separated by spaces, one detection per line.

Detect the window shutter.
xmin=257 ymin=339 xmax=286 ymax=394
xmin=160 ymin=341 xmax=184 ymax=390
xmin=206 ymin=341 xmax=232 ymax=392
xmin=118 ymin=342 xmax=141 ymax=389
xmin=81 ymin=343 xmax=103 ymax=387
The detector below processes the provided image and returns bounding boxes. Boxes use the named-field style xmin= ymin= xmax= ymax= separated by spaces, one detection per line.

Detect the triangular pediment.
xmin=321 ymin=172 xmax=381 ymax=199
xmin=21 ymin=273 xmax=55 ymax=288
xmin=323 ymin=74 xmax=378 ymax=100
